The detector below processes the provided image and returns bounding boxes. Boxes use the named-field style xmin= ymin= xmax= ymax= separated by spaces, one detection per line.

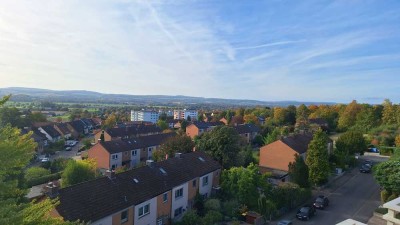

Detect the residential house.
xmin=259 ymin=133 xmax=333 ymax=182
xmin=54 ymin=123 xmax=72 ymax=139
xmin=54 ymin=151 xmax=221 ymax=225
xmin=233 ymin=124 xmax=260 ymax=144
xmin=185 ymin=121 xmax=223 ymax=139
xmin=219 ymin=118 xmax=228 ymax=125
xmin=38 ymin=125 xmax=62 ymax=143
xmin=66 ymin=120 xmax=88 ymax=138
xmin=21 ymin=128 xmax=48 ymax=153
xmin=309 ymin=118 xmax=330 ymax=132
xmin=93 ymin=124 xmax=162 ymax=143
xmin=165 ymin=119 xmax=181 ymax=129
xmin=88 ymin=132 xmax=176 ymax=170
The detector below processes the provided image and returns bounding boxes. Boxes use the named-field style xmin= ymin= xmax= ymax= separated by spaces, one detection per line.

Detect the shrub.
xmin=381 ymin=190 xmax=391 ymax=203
xmin=205 ymin=199 xmax=221 ymax=212
xmin=25 ymin=172 xmax=62 ymax=187
xmin=202 ymin=211 xmax=223 ymax=225
xmin=25 ymin=167 xmax=51 ymax=182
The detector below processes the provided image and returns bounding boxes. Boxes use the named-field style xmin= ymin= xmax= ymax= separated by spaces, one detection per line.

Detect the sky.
xmin=0 ymin=0 xmax=399 ymax=104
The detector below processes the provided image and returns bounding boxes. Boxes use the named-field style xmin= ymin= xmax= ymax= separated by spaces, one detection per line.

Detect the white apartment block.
xmin=131 ymin=110 xmax=159 ymax=123
xmin=173 ymin=109 xmax=198 ymax=120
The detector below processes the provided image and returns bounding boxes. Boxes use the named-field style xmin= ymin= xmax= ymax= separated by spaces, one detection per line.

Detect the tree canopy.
xmin=306 ymin=129 xmax=330 ymax=185
xmin=153 ymin=135 xmax=194 ymax=161
xmin=288 ymin=154 xmax=310 ymax=188
xmin=61 ymin=159 xmax=96 ymax=187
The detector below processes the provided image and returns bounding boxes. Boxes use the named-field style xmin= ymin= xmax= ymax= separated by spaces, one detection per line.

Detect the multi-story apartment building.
xmin=173 ymin=109 xmax=198 ymax=121
xmin=88 ymin=132 xmax=176 ymax=169
xmin=54 ymin=152 xmax=221 ymax=225
xmin=131 ymin=110 xmax=159 ymax=123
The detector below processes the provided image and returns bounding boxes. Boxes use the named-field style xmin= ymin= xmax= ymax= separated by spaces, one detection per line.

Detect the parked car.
xmin=313 ymin=195 xmax=329 ymax=209
xmin=364 ymin=160 xmax=373 ymax=167
xmin=296 ymin=205 xmax=316 ymax=220
xmin=41 ymin=157 xmax=50 ymax=163
xmin=277 ymin=220 xmax=293 ymax=225
xmin=360 ymin=164 xmax=372 ymax=173
xmin=65 ymin=147 xmax=72 ymax=151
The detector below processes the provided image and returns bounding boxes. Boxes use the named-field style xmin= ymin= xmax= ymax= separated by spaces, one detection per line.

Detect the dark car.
xmin=313 ymin=195 xmax=329 ymax=209
xmin=360 ymin=164 xmax=372 ymax=173
xmin=296 ymin=205 xmax=316 ymax=220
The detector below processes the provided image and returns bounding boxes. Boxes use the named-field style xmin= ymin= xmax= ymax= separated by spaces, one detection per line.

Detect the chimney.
xmin=165 ymin=154 xmax=169 ymax=160
xmin=146 ymin=160 xmax=155 ymax=167
xmin=105 ymin=169 xmax=115 ymax=179
xmin=44 ymin=182 xmax=59 ymax=198
xmin=175 ymin=153 xmax=183 ymax=158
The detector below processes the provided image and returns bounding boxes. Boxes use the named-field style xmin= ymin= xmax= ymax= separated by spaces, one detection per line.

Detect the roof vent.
xmin=133 ymin=178 xmax=139 ymax=183
xmin=159 ymin=168 xmax=167 ymax=175
xmin=198 ymin=157 xmax=205 ymax=162
xmin=175 ymin=153 xmax=183 ymax=158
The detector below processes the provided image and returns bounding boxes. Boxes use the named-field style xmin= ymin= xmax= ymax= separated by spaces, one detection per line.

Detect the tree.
xmin=338 ymin=100 xmax=361 ymax=130
xmin=296 ymin=104 xmax=310 ymax=129
xmin=395 ymin=135 xmax=400 ymax=147
xmin=153 ymin=135 xmax=194 ymax=161
xmin=243 ymin=114 xmax=258 ymax=124
xmin=335 ymin=131 xmax=366 ymax=158
xmin=258 ymin=195 xmax=277 ymax=222
xmin=288 ymin=154 xmax=310 ymax=188
xmin=273 ymin=107 xmax=287 ymax=125
xmin=374 ymin=160 xmax=400 ymax=194
xmin=156 ymin=119 xmax=168 ymax=131
xmin=102 ymin=113 xmax=117 ymax=129
xmin=263 ymin=127 xmax=280 ymax=145
xmin=0 ymin=107 xmax=28 ymax=128
xmin=24 ymin=167 xmax=51 ymax=183
xmin=29 ymin=112 xmax=48 ymax=123
xmin=306 ymin=129 xmax=330 ymax=185
xmin=353 ymin=105 xmax=380 ymax=132
xmin=382 ymin=99 xmax=397 ymax=125
xmin=61 ymin=159 xmax=96 ymax=187
xmin=286 ymin=105 xmax=297 ymax=125
xmin=196 ymin=126 xmax=241 ymax=168
xmin=229 ymin=115 xmax=244 ymax=126
xmin=237 ymin=146 xmax=255 ymax=167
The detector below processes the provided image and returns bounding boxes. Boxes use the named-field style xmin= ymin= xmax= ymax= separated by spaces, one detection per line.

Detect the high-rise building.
xmin=173 ymin=109 xmax=198 ymax=120
xmin=131 ymin=110 xmax=159 ymax=123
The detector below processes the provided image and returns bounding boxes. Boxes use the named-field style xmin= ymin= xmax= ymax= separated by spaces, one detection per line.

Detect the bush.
xmin=205 ymin=199 xmax=221 ymax=212
xmin=25 ymin=172 xmax=62 ymax=187
xmin=222 ymin=200 xmax=240 ymax=218
xmin=379 ymin=147 xmax=394 ymax=156
xmin=202 ymin=211 xmax=223 ymax=225
xmin=50 ymin=158 xmax=72 ymax=173
xmin=381 ymin=189 xmax=391 ymax=203
xmin=25 ymin=167 xmax=51 ymax=182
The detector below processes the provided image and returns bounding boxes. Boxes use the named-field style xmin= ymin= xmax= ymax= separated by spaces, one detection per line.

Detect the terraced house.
xmin=88 ymin=132 xmax=176 ymax=170
xmin=54 ymin=151 xmax=221 ymax=225
xmin=94 ymin=124 xmax=162 ymax=143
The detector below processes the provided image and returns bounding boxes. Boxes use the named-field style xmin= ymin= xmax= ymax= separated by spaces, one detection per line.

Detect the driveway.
xmin=274 ymin=155 xmax=387 ymax=225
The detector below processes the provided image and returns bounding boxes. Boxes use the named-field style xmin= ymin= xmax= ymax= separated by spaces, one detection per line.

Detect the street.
xmin=278 ymin=155 xmax=387 ymax=225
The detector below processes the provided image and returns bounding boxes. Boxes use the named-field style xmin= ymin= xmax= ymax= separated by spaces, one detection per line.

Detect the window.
xmin=163 ymin=192 xmax=168 ymax=203
xmin=174 ymin=207 xmax=183 ymax=217
xmin=132 ymin=150 xmax=137 ymax=156
xmin=138 ymin=204 xmax=150 ymax=218
xmin=202 ymin=176 xmax=208 ymax=186
xmin=148 ymin=147 xmax=152 ymax=152
xmin=111 ymin=164 xmax=117 ymax=170
xmin=121 ymin=210 xmax=128 ymax=223
xmin=175 ymin=188 xmax=183 ymax=199
xmin=112 ymin=154 xmax=118 ymax=160
xmin=192 ymin=179 xmax=196 ymax=187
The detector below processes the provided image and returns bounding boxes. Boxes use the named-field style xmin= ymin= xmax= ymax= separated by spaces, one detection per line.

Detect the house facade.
xmin=94 ymin=125 xmax=162 ymax=143
xmin=54 ymin=152 xmax=221 ymax=225
xmin=185 ymin=121 xmax=223 ymax=139
xmin=233 ymin=124 xmax=260 ymax=144
xmin=38 ymin=125 xmax=61 ymax=143
xmin=173 ymin=109 xmax=198 ymax=120
xmin=88 ymin=133 xmax=176 ymax=170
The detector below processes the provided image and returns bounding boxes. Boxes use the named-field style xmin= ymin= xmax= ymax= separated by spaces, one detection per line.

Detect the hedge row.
xmin=26 ymin=172 xmax=62 ymax=187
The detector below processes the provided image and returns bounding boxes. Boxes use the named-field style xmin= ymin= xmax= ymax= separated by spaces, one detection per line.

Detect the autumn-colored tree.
xmin=273 ymin=107 xmax=287 ymax=125
xmin=395 ymin=135 xmax=400 ymax=147
xmin=229 ymin=115 xmax=244 ymax=126
xmin=382 ymin=99 xmax=397 ymax=125
xmin=244 ymin=114 xmax=259 ymax=124
xmin=102 ymin=113 xmax=117 ymax=129
xmin=337 ymin=100 xmax=362 ymax=130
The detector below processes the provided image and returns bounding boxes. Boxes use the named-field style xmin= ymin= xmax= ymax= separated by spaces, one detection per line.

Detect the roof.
xmin=99 ymin=132 xmax=176 ymax=154
xmin=233 ymin=124 xmax=260 ymax=134
xmin=280 ymin=133 xmax=313 ymax=154
xmin=190 ymin=121 xmax=223 ymax=129
xmin=106 ymin=125 xmax=161 ymax=138
xmin=56 ymin=151 xmax=221 ymax=222
xmin=40 ymin=125 xmax=61 ymax=138
xmin=54 ymin=123 xmax=71 ymax=135
xmin=309 ymin=118 xmax=328 ymax=125
xmin=67 ymin=120 xmax=86 ymax=133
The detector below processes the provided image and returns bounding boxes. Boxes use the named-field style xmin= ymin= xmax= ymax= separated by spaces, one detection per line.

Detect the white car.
xmin=41 ymin=157 xmax=50 ymax=163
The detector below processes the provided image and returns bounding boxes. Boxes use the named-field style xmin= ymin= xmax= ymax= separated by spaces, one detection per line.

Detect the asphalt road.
xmin=279 ymin=155 xmax=387 ymax=225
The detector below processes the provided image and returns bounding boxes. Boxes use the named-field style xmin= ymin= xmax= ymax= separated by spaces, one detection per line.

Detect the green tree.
xmin=306 ymin=129 xmax=330 ymax=185
xmin=373 ymin=160 xmax=400 ymax=194
xmin=0 ymin=107 xmax=28 ymax=128
xmin=201 ymin=211 xmax=223 ymax=225
xmin=273 ymin=107 xmax=287 ymax=125
xmin=296 ymin=104 xmax=310 ymax=129
xmin=258 ymin=195 xmax=277 ymax=222
xmin=196 ymin=126 xmax=241 ymax=168
xmin=61 ymin=160 xmax=96 ymax=187
xmin=288 ymin=154 xmax=310 ymax=188
xmin=153 ymin=135 xmax=194 ymax=161
xmin=336 ymin=131 xmax=366 ymax=157
xmin=243 ymin=114 xmax=258 ymax=124
xmin=286 ymin=105 xmax=297 ymax=125
xmin=395 ymin=135 xmax=400 ymax=147
xmin=237 ymin=146 xmax=255 ymax=167
xmin=29 ymin=112 xmax=48 ymax=123
xmin=353 ymin=105 xmax=380 ymax=132
xmin=156 ymin=119 xmax=168 ymax=131
xmin=102 ymin=113 xmax=117 ymax=129
xmin=263 ymin=127 xmax=280 ymax=145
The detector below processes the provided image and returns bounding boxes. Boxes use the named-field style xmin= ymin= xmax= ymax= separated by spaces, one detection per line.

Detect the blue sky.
xmin=0 ymin=0 xmax=399 ymax=103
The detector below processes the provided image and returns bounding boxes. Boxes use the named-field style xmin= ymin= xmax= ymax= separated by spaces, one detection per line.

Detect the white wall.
xmin=171 ymin=182 xmax=189 ymax=219
xmin=109 ymin=152 xmax=122 ymax=169
xmin=134 ymin=197 xmax=157 ymax=225
xmin=130 ymin=149 xmax=141 ymax=168
xmin=91 ymin=216 xmax=112 ymax=225
xmin=199 ymin=172 xmax=213 ymax=198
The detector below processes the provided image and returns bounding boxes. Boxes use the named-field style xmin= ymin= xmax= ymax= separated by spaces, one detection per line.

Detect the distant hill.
xmin=0 ymin=87 xmax=335 ymax=107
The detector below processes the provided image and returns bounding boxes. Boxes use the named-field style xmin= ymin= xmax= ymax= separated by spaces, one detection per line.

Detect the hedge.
xmin=26 ymin=172 xmax=62 ymax=187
